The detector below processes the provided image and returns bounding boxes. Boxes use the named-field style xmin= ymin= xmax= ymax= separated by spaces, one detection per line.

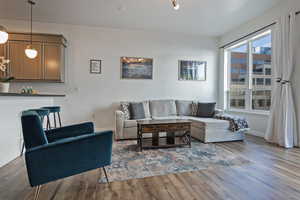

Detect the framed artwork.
xmin=90 ymin=59 xmax=102 ymax=74
xmin=178 ymin=60 xmax=206 ymax=81
xmin=121 ymin=57 xmax=153 ymax=79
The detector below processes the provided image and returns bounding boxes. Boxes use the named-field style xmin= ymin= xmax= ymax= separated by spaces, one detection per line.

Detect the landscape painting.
xmin=121 ymin=57 xmax=153 ymax=79
xmin=178 ymin=60 xmax=206 ymax=81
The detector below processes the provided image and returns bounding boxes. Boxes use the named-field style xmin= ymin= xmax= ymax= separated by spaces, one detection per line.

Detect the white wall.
xmin=0 ymin=19 xmax=219 ymax=130
xmin=0 ymin=97 xmax=53 ymax=167
xmin=218 ymin=0 xmax=300 ymax=137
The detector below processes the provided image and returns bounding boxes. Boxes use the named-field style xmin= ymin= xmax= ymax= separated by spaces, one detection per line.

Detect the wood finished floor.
xmin=1 ymin=135 xmax=300 ymax=200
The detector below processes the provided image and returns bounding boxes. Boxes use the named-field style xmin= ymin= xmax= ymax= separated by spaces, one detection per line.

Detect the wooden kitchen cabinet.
xmin=5 ymin=32 xmax=66 ymax=82
xmin=9 ymin=41 xmax=43 ymax=80
xmin=44 ymin=43 xmax=64 ymax=81
xmin=0 ymin=43 xmax=7 ymax=79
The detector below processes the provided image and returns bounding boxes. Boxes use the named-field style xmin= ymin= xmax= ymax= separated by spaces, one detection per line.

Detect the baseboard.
xmin=247 ymin=130 xmax=265 ymax=138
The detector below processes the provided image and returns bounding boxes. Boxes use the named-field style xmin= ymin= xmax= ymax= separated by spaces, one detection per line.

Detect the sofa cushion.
xmin=187 ymin=117 xmax=229 ymax=130
xmin=124 ymin=118 xmax=152 ymax=128
xmin=149 ymin=100 xmax=177 ymax=117
xmin=143 ymin=101 xmax=151 ymax=118
xmin=176 ymin=100 xmax=193 ymax=116
xmin=197 ymin=103 xmax=216 ymax=118
xmin=130 ymin=102 xmax=145 ymax=120
xmin=152 ymin=116 xmax=181 ymax=120
xmin=120 ymin=102 xmax=130 ymax=120
xmin=121 ymin=101 xmax=151 ymax=119
xmin=191 ymin=101 xmax=198 ymax=116
xmin=124 ymin=120 xmax=138 ymax=128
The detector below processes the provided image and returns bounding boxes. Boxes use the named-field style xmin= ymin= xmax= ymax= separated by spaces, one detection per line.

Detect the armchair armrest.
xmin=45 ymin=122 xmax=94 ymax=142
xmin=25 ymin=130 xmax=113 ymax=187
xmin=115 ymin=110 xmax=125 ymax=140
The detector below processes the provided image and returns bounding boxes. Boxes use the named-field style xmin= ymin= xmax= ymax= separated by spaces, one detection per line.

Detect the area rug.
xmin=99 ymin=140 xmax=250 ymax=183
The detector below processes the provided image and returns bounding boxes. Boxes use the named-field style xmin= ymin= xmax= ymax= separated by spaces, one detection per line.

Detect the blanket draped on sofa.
xmin=214 ymin=113 xmax=249 ymax=132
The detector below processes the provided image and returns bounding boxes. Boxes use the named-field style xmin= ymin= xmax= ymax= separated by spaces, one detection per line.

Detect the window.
xmin=225 ymin=30 xmax=272 ymax=112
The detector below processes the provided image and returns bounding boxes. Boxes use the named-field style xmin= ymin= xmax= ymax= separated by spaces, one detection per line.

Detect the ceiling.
xmin=0 ymin=0 xmax=281 ymax=36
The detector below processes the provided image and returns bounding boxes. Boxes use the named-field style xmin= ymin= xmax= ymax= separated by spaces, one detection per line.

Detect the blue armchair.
xmin=21 ymin=111 xmax=113 ymax=200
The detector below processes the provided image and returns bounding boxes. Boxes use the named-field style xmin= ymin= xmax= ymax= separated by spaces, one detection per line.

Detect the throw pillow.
xmin=191 ymin=101 xmax=198 ymax=116
xmin=120 ymin=102 xmax=130 ymax=120
xmin=197 ymin=102 xmax=216 ymax=118
xmin=130 ymin=102 xmax=146 ymax=120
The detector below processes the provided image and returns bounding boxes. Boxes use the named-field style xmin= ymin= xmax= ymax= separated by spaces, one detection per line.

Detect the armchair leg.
xmin=34 ymin=185 xmax=42 ymax=200
xmin=103 ymin=167 xmax=109 ymax=183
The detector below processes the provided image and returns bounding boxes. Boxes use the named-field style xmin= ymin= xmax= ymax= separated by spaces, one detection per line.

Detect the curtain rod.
xmin=219 ymin=10 xmax=300 ymax=49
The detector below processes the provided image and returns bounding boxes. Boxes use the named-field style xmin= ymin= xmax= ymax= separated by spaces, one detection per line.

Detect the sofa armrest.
xmin=115 ymin=110 xmax=125 ymax=140
xmin=45 ymin=122 xmax=94 ymax=142
xmin=25 ymin=130 xmax=113 ymax=186
xmin=215 ymin=109 xmax=225 ymax=115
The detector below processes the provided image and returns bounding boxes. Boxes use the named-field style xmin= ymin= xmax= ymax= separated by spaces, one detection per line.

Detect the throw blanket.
xmin=214 ymin=113 xmax=249 ymax=132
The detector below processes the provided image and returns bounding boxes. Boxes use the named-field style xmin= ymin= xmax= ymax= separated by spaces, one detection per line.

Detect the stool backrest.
xmin=21 ymin=111 xmax=48 ymax=149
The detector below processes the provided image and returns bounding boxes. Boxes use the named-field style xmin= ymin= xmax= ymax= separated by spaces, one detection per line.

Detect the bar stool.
xmin=41 ymin=106 xmax=62 ymax=129
xmin=20 ymin=108 xmax=50 ymax=156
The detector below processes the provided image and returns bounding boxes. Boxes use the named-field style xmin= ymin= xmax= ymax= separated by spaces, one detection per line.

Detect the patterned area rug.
xmin=99 ymin=140 xmax=250 ymax=183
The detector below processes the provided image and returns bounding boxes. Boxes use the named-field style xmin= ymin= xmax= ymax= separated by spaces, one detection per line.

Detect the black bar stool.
xmin=41 ymin=106 xmax=62 ymax=129
xmin=20 ymin=108 xmax=50 ymax=156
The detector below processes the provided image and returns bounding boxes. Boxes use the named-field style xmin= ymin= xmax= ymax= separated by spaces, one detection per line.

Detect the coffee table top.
xmin=137 ymin=119 xmax=192 ymax=125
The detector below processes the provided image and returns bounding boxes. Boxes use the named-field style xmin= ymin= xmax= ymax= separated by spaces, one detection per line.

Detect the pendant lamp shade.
xmin=0 ymin=25 xmax=8 ymax=44
xmin=25 ymin=45 xmax=38 ymax=59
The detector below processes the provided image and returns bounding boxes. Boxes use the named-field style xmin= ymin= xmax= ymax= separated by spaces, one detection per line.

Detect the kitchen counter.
xmin=0 ymin=92 xmax=66 ymax=97
xmin=0 ymin=93 xmax=64 ymax=167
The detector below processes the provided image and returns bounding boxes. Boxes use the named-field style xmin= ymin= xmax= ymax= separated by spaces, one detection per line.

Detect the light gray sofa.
xmin=115 ymin=100 xmax=246 ymax=143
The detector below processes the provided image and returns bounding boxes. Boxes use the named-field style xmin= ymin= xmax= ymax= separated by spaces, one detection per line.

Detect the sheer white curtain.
xmin=265 ymin=12 xmax=298 ymax=148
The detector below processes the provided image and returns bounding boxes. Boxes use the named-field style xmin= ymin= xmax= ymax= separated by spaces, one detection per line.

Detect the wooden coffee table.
xmin=137 ymin=119 xmax=192 ymax=151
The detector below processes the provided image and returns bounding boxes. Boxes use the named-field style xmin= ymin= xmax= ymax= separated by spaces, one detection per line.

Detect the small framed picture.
xmin=178 ymin=60 xmax=207 ymax=81
xmin=90 ymin=59 xmax=102 ymax=74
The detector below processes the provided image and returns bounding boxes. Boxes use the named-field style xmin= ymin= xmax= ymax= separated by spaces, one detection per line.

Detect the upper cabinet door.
xmin=0 ymin=43 xmax=7 ymax=78
xmin=44 ymin=43 xmax=64 ymax=81
xmin=9 ymin=41 xmax=43 ymax=80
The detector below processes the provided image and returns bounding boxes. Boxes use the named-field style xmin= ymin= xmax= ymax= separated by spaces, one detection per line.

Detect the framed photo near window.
xmin=90 ymin=59 xmax=102 ymax=74
xmin=178 ymin=60 xmax=206 ymax=81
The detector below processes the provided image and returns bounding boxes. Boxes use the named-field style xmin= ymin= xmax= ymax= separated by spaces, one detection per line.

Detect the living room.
xmin=1 ymin=0 xmax=300 ymax=199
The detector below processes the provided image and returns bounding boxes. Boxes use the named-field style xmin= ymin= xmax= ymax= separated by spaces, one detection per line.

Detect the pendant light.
xmin=171 ymin=0 xmax=180 ymax=10
xmin=25 ymin=0 xmax=38 ymax=59
xmin=0 ymin=25 xmax=8 ymax=44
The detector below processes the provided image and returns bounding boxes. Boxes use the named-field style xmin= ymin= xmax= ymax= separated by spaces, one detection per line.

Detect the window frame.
xmin=224 ymin=29 xmax=272 ymax=115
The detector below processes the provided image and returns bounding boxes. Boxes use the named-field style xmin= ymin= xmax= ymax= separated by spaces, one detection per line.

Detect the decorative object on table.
xmin=98 ymin=139 xmax=250 ymax=183
xmin=178 ymin=60 xmax=206 ymax=81
xmin=20 ymin=111 xmax=113 ymax=200
xmin=0 ymin=77 xmax=14 ymax=93
xmin=21 ymin=86 xmax=37 ymax=94
xmin=121 ymin=57 xmax=153 ymax=79
xmin=90 ymin=59 xmax=102 ymax=74
xmin=25 ymin=0 xmax=38 ymax=59
xmin=0 ymin=57 xmax=13 ymax=93
xmin=0 ymin=25 xmax=8 ymax=44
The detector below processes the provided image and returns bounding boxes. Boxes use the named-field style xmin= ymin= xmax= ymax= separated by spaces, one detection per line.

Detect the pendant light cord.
xmin=28 ymin=0 xmax=35 ymax=45
xmin=30 ymin=2 xmax=32 ymax=45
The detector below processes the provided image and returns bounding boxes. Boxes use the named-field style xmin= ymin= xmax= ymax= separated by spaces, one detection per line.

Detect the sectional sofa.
xmin=115 ymin=100 xmax=247 ymax=143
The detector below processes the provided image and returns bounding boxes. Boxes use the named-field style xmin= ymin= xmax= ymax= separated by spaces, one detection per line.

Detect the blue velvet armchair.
xmin=21 ymin=111 xmax=113 ymax=200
